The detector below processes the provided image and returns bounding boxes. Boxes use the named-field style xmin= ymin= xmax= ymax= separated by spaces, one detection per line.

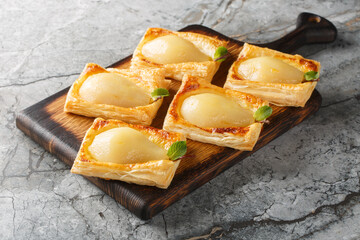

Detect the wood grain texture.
xmin=16 ymin=17 xmax=332 ymax=219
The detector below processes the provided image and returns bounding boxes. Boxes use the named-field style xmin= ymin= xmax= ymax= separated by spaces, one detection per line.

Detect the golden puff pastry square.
xmin=163 ymin=75 xmax=268 ymax=151
xmin=71 ymin=118 xmax=185 ymax=189
xmin=64 ymin=63 xmax=169 ymax=125
xmin=224 ymin=43 xmax=321 ymax=107
xmin=130 ymin=27 xmax=228 ymax=82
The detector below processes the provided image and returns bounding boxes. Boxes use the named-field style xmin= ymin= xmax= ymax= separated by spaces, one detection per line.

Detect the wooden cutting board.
xmin=16 ymin=13 xmax=337 ymax=220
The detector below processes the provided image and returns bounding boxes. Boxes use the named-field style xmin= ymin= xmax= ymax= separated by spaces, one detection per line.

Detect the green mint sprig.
xmin=254 ymin=105 xmax=273 ymax=122
xmin=167 ymin=141 xmax=187 ymax=160
xmin=214 ymin=46 xmax=229 ymax=62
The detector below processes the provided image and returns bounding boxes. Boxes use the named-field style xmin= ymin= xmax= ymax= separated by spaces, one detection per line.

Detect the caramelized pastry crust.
xmin=131 ymin=28 xmax=228 ymax=82
xmin=163 ymin=75 xmax=268 ymax=151
xmin=64 ymin=63 xmax=169 ymax=125
xmin=71 ymin=118 xmax=185 ymax=189
xmin=224 ymin=43 xmax=321 ymax=107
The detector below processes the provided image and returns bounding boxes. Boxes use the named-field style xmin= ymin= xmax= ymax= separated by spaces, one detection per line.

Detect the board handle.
xmin=259 ymin=12 xmax=337 ymax=53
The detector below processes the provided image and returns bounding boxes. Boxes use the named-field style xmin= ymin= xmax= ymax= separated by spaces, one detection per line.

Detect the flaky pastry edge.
xmin=71 ymin=118 xmax=185 ymax=189
xmin=163 ymin=75 xmax=268 ymax=151
xmin=64 ymin=63 xmax=169 ymax=125
xmin=224 ymin=43 xmax=321 ymax=107
xmin=130 ymin=27 xmax=228 ymax=82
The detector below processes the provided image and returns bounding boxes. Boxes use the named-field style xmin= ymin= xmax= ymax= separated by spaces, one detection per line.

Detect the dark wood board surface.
xmin=16 ymin=13 xmax=337 ymax=220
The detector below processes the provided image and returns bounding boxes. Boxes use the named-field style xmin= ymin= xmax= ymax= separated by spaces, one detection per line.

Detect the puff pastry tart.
xmin=71 ymin=118 xmax=185 ymax=189
xmin=64 ymin=63 xmax=169 ymax=125
xmin=163 ymin=75 xmax=268 ymax=151
xmin=130 ymin=28 xmax=228 ymax=82
xmin=224 ymin=43 xmax=321 ymax=107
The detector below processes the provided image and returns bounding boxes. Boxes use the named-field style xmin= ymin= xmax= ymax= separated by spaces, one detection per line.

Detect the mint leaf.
xmin=304 ymin=71 xmax=319 ymax=81
xmin=151 ymin=88 xmax=169 ymax=99
xmin=167 ymin=141 xmax=187 ymax=160
xmin=214 ymin=46 xmax=229 ymax=62
xmin=254 ymin=106 xmax=273 ymax=121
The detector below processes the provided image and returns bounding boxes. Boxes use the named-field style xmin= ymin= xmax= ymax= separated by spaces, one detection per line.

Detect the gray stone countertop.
xmin=1 ymin=0 xmax=359 ymax=239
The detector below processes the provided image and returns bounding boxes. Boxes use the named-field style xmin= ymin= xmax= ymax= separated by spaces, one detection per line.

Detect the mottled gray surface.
xmin=1 ymin=0 xmax=360 ymax=239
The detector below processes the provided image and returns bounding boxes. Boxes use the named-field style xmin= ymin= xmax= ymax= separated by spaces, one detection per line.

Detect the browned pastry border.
xmin=64 ymin=63 xmax=169 ymax=125
xmin=163 ymin=75 xmax=268 ymax=151
xmin=224 ymin=43 xmax=321 ymax=107
xmin=131 ymin=28 xmax=228 ymax=82
xmin=71 ymin=118 xmax=185 ymax=189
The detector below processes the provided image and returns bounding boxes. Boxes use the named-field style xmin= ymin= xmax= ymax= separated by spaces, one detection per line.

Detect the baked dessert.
xmin=163 ymin=75 xmax=269 ymax=151
xmin=224 ymin=43 xmax=321 ymax=107
xmin=130 ymin=28 xmax=228 ymax=82
xmin=64 ymin=63 xmax=169 ymax=125
xmin=71 ymin=118 xmax=186 ymax=189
